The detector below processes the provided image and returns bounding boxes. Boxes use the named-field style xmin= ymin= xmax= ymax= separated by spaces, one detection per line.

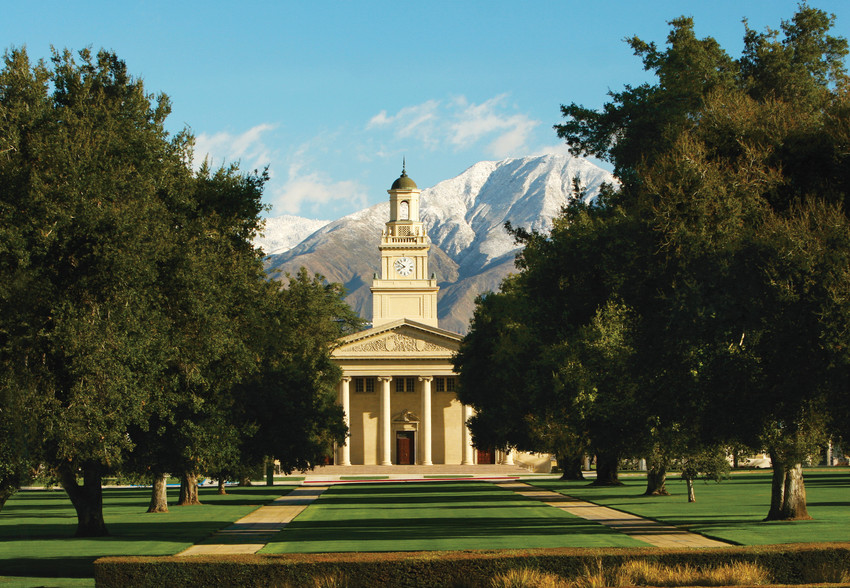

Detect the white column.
xmin=503 ymin=448 xmax=514 ymax=466
xmin=339 ymin=377 xmax=351 ymax=466
xmin=461 ymin=404 xmax=474 ymax=465
xmin=378 ymin=377 xmax=392 ymax=466
xmin=419 ymin=376 xmax=433 ymax=466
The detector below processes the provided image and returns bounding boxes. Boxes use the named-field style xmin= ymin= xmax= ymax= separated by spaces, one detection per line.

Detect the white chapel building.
xmin=331 ymin=166 xmax=511 ymax=466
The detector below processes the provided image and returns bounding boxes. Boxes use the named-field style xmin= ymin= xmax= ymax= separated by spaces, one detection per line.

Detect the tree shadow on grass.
xmin=803 ymin=474 xmax=850 ymax=487
xmin=0 ymin=518 xmax=240 ymax=542
xmin=2 ymin=555 xmax=97 ymax=579
xmin=277 ymin=515 xmax=624 ymax=543
xmin=326 ymin=482 xmax=505 ymax=495
xmin=316 ymin=494 xmax=529 ymax=506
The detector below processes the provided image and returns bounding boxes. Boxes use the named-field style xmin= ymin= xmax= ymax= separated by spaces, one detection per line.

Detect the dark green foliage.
xmin=460 ymin=5 xmax=850 ymax=518
xmin=240 ymin=268 xmax=363 ymax=474
xmin=0 ymin=46 xmax=188 ymax=533
xmin=94 ymin=543 xmax=850 ymax=587
xmin=0 ymin=46 xmax=360 ymax=530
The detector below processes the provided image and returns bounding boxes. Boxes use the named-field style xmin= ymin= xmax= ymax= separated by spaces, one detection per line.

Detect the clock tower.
xmin=371 ymin=164 xmax=439 ymax=328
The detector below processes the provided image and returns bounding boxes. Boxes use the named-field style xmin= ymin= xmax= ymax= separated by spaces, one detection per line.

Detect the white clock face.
xmin=394 ymin=257 xmax=414 ymax=277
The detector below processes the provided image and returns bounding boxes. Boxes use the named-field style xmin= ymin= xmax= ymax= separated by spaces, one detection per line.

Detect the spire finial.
xmin=401 ymin=157 xmax=407 ymax=177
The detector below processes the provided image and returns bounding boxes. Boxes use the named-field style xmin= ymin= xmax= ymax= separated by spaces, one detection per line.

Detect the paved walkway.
xmin=494 ymin=481 xmax=729 ymax=548
xmin=177 ymin=486 xmax=329 ymax=556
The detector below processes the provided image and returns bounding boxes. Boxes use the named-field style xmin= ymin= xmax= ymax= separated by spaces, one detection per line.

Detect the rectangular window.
xmin=355 ymin=377 xmax=375 ymax=393
xmin=435 ymin=377 xmax=445 ymax=392
xmin=445 ymin=377 xmax=456 ymax=392
xmin=395 ymin=377 xmax=416 ymax=392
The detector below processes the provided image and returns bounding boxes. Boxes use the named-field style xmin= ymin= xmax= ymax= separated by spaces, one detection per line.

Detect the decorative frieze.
xmin=349 ymin=332 xmax=442 ymax=353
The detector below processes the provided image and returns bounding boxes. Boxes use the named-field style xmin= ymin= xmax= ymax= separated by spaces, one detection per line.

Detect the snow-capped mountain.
xmin=263 ymin=153 xmax=615 ymax=333
xmin=255 ymin=215 xmax=330 ymax=255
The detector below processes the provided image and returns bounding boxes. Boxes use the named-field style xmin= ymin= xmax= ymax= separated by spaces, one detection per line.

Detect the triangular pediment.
xmin=393 ymin=409 xmax=419 ymax=423
xmin=332 ymin=319 xmax=461 ymax=359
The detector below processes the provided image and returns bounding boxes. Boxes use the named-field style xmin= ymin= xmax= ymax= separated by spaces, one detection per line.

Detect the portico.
xmin=332 ymin=320 xmax=475 ymax=465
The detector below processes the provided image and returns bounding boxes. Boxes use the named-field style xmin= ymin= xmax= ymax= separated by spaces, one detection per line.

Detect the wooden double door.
xmin=396 ymin=431 xmax=415 ymax=465
xmin=477 ymin=447 xmax=496 ymax=464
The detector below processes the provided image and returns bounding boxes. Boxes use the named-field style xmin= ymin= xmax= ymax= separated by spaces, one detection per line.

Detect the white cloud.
xmin=367 ymin=95 xmax=539 ymax=158
xmin=531 ymin=143 xmax=573 ymax=157
xmin=270 ymin=168 xmax=368 ymax=216
xmin=368 ymin=100 xmax=441 ymax=147
xmin=193 ymin=123 xmax=277 ymax=173
xmin=449 ymin=95 xmax=539 ymax=157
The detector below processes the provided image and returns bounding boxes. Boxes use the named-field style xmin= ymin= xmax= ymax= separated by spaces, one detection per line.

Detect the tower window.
xmin=399 ymin=200 xmax=409 ymax=220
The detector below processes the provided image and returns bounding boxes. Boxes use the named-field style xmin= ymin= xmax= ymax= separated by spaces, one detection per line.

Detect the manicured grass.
xmin=529 ymin=470 xmax=850 ymax=546
xmin=0 ymin=485 xmax=291 ymax=583
xmin=260 ymin=481 xmax=647 ymax=554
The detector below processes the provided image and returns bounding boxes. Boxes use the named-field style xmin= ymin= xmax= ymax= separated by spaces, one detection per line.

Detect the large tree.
xmin=125 ymin=162 xmax=271 ymax=512
xmin=0 ymin=47 xmax=188 ymax=535
xmin=239 ymin=268 xmax=363 ymax=475
xmin=458 ymin=5 xmax=849 ymax=519
xmin=555 ymin=5 xmax=850 ymax=519
xmin=455 ymin=186 xmax=657 ymax=485
xmin=1 ymin=47 xmax=335 ymax=533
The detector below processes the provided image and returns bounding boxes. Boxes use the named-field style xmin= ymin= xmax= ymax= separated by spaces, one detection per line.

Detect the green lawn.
xmin=529 ymin=470 xmax=850 ymax=545
xmin=0 ymin=485 xmax=290 ymax=585
xmin=260 ymin=481 xmax=646 ymax=554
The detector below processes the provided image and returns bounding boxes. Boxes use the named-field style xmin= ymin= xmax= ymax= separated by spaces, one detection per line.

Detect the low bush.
xmin=490 ymin=568 xmax=566 ymax=588
xmin=94 ymin=542 xmax=850 ymax=588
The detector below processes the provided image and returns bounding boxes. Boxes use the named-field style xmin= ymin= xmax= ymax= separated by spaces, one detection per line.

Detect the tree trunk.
xmin=266 ymin=458 xmax=275 ymax=486
xmin=644 ymin=463 xmax=669 ymax=496
xmin=59 ymin=463 xmax=108 ymax=537
xmin=177 ymin=471 xmax=202 ymax=506
xmin=766 ymin=449 xmax=786 ymax=521
xmin=779 ymin=462 xmax=811 ymax=520
xmin=557 ymin=453 xmax=585 ymax=480
xmin=592 ymin=452 xmax=622 ymax=486
xmin=686 ymin=477 xmax=696 ymax=502
xmin=0 ymin=485 xmax=17 ymax=512
xmin=239 ymin=476 xmax=252 ymax=487
xmin=217 ymin=477 xmax=227 ymax=495
xmin=147 ymin=473 xmax=169 ymax=513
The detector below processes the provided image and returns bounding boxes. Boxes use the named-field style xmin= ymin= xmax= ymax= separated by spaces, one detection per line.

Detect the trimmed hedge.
xmin=95 ymin=543 xmax=850 ymax=587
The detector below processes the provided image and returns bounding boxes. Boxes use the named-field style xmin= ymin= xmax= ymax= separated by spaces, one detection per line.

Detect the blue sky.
xmin=4 ymin=1 xmax=850 ymax=219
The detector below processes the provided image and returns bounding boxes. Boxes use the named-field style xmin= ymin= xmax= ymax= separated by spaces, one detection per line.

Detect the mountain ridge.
xmin=262 ymin=153 xmax=615 ymax=333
